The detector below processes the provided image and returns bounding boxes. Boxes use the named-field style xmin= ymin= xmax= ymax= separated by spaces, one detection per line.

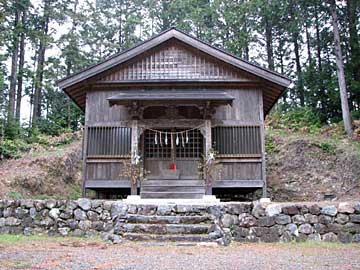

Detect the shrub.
xmin=268 ymin=106 xmax=322 ymax=133
xmin=0 ymin=139 xmax=31 ymax=159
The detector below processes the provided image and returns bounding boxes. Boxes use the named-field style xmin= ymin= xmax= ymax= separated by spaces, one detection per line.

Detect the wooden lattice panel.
xmin=87 ymin=126 xmax=131 ymax=158
xmin=99 ymin=41 xmax=252 ymax=82
xmin=212 ymin=126 xmax=261 ymax=157
xmin=144 ymin=129 xmax=203 ymax=159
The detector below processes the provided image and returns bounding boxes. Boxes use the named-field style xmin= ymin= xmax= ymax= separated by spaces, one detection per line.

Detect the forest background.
xmin=0 ymin=0 xmax=359 ymax=156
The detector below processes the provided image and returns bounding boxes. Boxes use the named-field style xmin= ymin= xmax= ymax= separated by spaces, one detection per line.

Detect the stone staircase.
xmin=140 ymin=179 xmax=205 ymax=199
xmin=119 ymin=204 xmax=219 ymax=244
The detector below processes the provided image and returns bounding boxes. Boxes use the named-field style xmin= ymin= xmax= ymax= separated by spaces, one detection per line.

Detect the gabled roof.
xmin=57 ymin=28 xmax=291 ymax=114
xmin=58 ymin=28 xmax=290 ymax=89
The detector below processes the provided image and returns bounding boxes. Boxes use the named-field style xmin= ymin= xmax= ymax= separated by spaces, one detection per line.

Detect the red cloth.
xmin=170 ymin=163 xmax=176 ymax=170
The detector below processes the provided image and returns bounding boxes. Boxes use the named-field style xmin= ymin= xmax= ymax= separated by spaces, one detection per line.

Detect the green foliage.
xmin=0 ymin=139 xmax=31 ymax=159
xmin=66 ymin=184 xmax=82 ymax=200
xmin=0 ymin=0 xmax=359 ymax=160
xmin=351 ymin=110 xmax=360 ymax=121
xmin=0 ymin=128 xmax=77 ymax=160
xmin=317 ymin=142 xmax=336 ymax=155
xmin=268 ymin=106 xmax=322 ymax=133
xmin=265 ymin=133 xmax=277 ymax=154
xmin=7 ymin=191 xmax=23 ymax=200
xmin=4 ymin=119 xmax=20 ymax=140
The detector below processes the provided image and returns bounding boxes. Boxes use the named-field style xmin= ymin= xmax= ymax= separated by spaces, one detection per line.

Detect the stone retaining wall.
xmin=220 ymin=201 xmax=360 ymax=243
xmin=0 ymin=199 xmax=359 ymax=244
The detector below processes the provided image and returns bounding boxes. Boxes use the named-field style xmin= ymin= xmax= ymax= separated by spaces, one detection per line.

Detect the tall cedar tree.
xmin=328 ymin=0 xmax=353 ymax=137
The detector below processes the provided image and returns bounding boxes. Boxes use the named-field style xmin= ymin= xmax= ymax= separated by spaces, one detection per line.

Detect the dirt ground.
xmin=0 ymin=236 xmax=359 ymax=270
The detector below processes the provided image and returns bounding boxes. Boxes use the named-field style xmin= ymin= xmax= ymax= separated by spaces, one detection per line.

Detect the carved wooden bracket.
xmin=200 ymin=101 xmax=216 ymax=119
xmin=127 ymin=101 xmax=144 ymax=120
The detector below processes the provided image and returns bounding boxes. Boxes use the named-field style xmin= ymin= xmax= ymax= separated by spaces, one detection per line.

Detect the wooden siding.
xmin=213 ymin=89 xmax=261 ymax=122
xmin=220 ymin=162 xmax=262 ymax=181
xmin=86 ymin=88 xmax=262 ymax=124
xmin=86 ymin=91 xmax=129 ymax=124
xmin=86 ymin=161 xmax=128 ymax=181
xmin=97 ymin=40 xmax=254 ymax=82
xmin=145 ymin=159 xmax=200 ymax=179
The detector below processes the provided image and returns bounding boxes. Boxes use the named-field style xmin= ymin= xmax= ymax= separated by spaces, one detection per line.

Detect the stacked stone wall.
xmin=0 ymin=199 xmax=359 ymax=244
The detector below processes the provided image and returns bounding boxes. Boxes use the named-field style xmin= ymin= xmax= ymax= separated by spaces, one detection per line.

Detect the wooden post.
xmin=131 ymin=120 xmax=138 ymax=195
xmin=204 ymin=119 xmax=212 ymax=195
xmin=259 ymin=90 xmax=267 ymax=198
xmin=81 ymin=125 xmax=88 ymax=198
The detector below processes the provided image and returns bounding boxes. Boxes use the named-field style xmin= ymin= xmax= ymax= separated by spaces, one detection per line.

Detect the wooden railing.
xmin=86 ymin=126 xmax=131 ymax=158
xmin=212 ymin=125 xmax=262 ymax=158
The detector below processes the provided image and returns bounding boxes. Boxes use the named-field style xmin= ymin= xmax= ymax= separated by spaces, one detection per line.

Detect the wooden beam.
xmin=213 ymin=180 xmax=264 ymax=188
xmin=82 ymin=126 xmax=88 ymax=197
xmin=86 ymin=158 xmax=129 ymax=163
xmin=219 ymin=158 xmax=262 ymax=163
xmin=259 ymin=89 xmax=267 ymax=197
xmin=85 ymin=180 xmax=131 ymax=188
xmin=130 ymin=120 xmax=139 ymax=195
xmin=86 ymin=121 xmax=131 ymax=127
xmin=204 ymin=120 xmax=212 ymax=155
xmin=211 ymin=119 xmax=262 ymax=126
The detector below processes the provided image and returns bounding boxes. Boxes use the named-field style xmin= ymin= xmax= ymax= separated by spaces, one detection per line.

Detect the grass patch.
xmin=0 ymin=234 xmax=94 ymax=245
xmin=5 ymin=260 xmax=33 ymax=269
xmin=7 ymin=191 xmax=23 ymax=200
xmin=0 ymin=234 xmax=49 ymax=244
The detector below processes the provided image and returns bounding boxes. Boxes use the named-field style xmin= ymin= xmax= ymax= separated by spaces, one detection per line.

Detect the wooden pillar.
xmin=204 ymin=119 xmax=212 ymax=195
xmin=259 ymin=90 xmax=267 ymax=198
xmin=130 ymin=120 xmax=138 ymax=195
xmin=204 ymin=120 xmax=212 ymax=155
xmin=81 ymin=125 xmax=88 ymax=198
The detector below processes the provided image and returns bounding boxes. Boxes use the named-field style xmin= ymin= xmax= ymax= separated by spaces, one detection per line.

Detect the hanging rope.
xmin=146 ymin=124 xmax=204 ymax=135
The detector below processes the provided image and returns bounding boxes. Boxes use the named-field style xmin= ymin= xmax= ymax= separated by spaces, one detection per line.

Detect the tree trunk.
xmin=32 ymin=0 xmax=50 ymax=127
xmin=278 ymin=41 xmax=287 ymax=103
xmin=7 ymin=3 xmax=20 ymax=126
xmin=314 ymin=3 xmax=326 ymax=113
xmin=244 ymin=18 xmax=249 ymax=61
xmin=15 ymin=9 xmax=26 ymax=123
xmin=117 ymin=2 xmax=123 ymax=52
xmin=305 ymin=21 xmax=312 ymax=65
xmin=314 ymin=5 xmax=322 ymax=74
xmin=347 ymin=0 xmax=360 ymax=109
xmin=293 ymin=32 xmax=304 ymax=106
xmin=329 ymin=0 xmax=353 ymax=137
xmin=264 ymin=16 xmax=274 ymax=70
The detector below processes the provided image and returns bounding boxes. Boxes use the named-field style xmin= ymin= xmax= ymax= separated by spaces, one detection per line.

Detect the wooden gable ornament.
xmin=57 ymin=28 xmax=291 ymax=115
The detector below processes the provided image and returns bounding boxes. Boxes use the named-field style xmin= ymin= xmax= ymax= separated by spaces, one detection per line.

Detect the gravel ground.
xmin=0 ymin=237 xmax=359 ymax=270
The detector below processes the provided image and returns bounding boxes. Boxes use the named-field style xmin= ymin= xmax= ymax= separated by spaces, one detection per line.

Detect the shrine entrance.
xmin=142 ymin=128 xmax=204 ymax=180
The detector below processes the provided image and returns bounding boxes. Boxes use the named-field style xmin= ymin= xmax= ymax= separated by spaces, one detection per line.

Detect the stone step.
xmin=138 ymin=241 xmax=217 ymax=247
xmin=140 ymin=192 xmax=204 ymax=199
xmin=141 ymin=186 xmax=205 ymax=193
xmin=127 ymin=214 xmax=211 ymax=224
xmin=123 ymin=233 xmax=213 ymax=242
xmin=142 ymin=180 xmax=204 ymax=186
xmin=123 ymin=223 xmax=210 ymax=235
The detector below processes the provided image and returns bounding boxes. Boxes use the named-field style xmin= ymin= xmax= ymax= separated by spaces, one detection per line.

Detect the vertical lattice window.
xmin=87 ymin=126 xmax=131 ymax=157
xmin=175 ymin=129 xmax=203 ymax=159
xmin=144 ymin=129 xmax=172 ymax=158
xmin=212 ymin=126 xmax=261 ymax=156
xmin=144 ymin=129 xmax=203 ymax=159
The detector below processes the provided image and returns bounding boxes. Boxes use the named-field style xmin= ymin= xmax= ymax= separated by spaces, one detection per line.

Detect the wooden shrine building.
xmin=58 ymin=28 xmax=291 ymax=199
